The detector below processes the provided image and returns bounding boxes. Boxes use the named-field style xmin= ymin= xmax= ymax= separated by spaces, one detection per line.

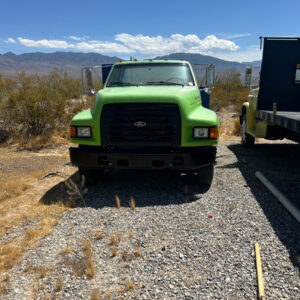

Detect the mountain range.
xmin=0 ymin=51 xmax=261 ymax=79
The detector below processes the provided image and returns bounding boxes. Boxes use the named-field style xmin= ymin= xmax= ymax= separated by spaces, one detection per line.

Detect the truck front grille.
xmin=100 ymin=103 xmax=181 ymax=147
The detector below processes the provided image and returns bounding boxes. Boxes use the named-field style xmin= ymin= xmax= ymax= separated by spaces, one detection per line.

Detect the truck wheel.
xmin=78 ymin=167 xmax=104 ymax=185
xmin=195 ymin=164 xmax=214 ymax=187
xmin=241 ymin=114 xmax=255 ymax=147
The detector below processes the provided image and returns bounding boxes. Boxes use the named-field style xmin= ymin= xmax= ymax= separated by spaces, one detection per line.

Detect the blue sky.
xmin=1 ymin=0 xmax=300 ymax=62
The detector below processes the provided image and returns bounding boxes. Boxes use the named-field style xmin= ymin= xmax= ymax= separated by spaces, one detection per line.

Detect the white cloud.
xmin=17 ymin=37 xmax=131 ymax=53
xmin=221 ymin=33 xmax=252 ymax=39
xmin=66 ymin=35 xmax=88 ymax=41
xmin=18 ymin=37 xmax=72 ymax=49
xmin=115 ymin=33 xmax=239 ymax=55
xmin=75 ymin=41 xmax=131 ymax=53
xmin=12 ymin=34 xmax=254 ymax=60
xmin=5 ymin=38 xmax=16 ymax=44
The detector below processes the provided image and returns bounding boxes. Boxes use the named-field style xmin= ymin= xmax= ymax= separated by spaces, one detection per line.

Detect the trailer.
xmin=241 ymin=37 xmax=300 ymax=146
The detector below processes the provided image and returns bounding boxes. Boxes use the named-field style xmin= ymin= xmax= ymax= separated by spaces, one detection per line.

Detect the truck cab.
xmin=69 ymin=60 xmax=219 ymax=186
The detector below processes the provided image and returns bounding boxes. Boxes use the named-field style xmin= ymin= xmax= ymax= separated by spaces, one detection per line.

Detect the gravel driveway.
xmin=2 ymin=142 xmax=300 ymax=299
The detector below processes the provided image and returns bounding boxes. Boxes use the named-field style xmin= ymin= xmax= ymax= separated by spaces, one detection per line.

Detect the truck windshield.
xmin=106 ymin=63 xmax=195 ymax=87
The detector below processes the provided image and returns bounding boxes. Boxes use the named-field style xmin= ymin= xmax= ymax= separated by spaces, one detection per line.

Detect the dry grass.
xmin=17 ymin=133 xmax=68 ymax=151
xmin=129 ymin=197 xmax=135 ymax=210
xmin=32 ymin=280 xmax=39 ymax=296
xmin=135 ymin=249 xmax=142 ymax=257
xmin=112 ymin=246 xmax=117 ymax=257
xmin=0 ymin=274 xmax=10 ymax=296
xmin=0 ymin=168 xmax=53 ymax=204
xmin=103 ymin=290 xmax=113 ymax=298
xmin=232 ymin=118 xmax=241 ymax=136
xmin=0 ymin=205 xmax=67 ymax=276
xmin=60 ymin=240 xmax=96 ymax=279
xmin=94 ymin=231 xmax=103 ymax=240
xmin=36 ymin=266 xmax=47 ymax=278
xmin=62 ymin=247 xmax=73 ymax=255
xmin=0 ymin=169 xmax=69 ymax=241
xmin=125 ymin=279 xmax=134 ymax=291
xmin=55 ymin=278 xmax=63 ymax=292
xmin=90 ymin=288 xmax=100 ymax=300
xmin=225 ymin=203 xmax=237 ymax=211
xmin=117 ymin=232 xmax=122 ymax=243
xmin=82 ymin=239 xmax=95 ymax=279
xmin=110 ymin=234 xmax=116 ymax=246
xmin=121 ymin=251 xmax=134 ymax=262
xmin=0 ymin=144 xmax=72 ymax=279
xmin=65 ymin=176 xmax=88 ymax=207
xmin=115 ymin=194 xmax=121 ymax=209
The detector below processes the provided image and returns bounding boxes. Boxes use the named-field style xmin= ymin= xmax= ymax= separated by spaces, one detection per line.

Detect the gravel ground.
xmin=1 ymin=142 xmax=300 ymax=299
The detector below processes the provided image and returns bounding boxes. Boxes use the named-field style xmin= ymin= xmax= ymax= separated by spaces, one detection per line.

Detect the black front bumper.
xmin=69 ymin=146 xmax=216 ymax=170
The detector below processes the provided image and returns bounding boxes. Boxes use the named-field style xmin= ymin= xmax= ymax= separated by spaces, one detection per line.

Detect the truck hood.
xmin=92 ymin=85 xmax=218 ymax=127
xmin=96 ymin=85 xmax=196 ymax=103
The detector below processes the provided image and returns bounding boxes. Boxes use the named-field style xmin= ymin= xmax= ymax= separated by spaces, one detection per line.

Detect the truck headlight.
xmin=193 ymin=127 xmax=218 ymax=139
xmin=193 ymin=127 xmax=209 ymax=138
xmin=76 ymin=126 xmax=91 ymax=137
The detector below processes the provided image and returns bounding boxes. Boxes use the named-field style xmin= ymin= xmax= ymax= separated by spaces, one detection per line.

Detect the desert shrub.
xmin=0 ymin=69 xmax=82 ymax=141
xmin=210 ymin=70 xmax=249 ymax=112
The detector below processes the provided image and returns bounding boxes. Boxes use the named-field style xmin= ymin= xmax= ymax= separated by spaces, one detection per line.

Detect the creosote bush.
xmin=0 ymin=69 xmax=84 ymax=144
xmin=210 ymin=70 xmax=249 ymax=112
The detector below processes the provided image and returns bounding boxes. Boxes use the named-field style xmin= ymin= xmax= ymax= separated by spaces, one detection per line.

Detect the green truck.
xmin=241 ymin=37 xmax=300 ymax=146
xmin=69 ymin=60 xmax=219 ymax=186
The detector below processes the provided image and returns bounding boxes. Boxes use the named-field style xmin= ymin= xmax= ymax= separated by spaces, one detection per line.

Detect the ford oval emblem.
xmin=134 ymin=121 xmax=147 ymax=127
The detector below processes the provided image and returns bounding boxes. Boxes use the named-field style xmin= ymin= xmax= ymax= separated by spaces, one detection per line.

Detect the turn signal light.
xmin=70 ymin=126 xmax=76 ymax=137
xmin=210 ymin=127 xmax=218 ymax=139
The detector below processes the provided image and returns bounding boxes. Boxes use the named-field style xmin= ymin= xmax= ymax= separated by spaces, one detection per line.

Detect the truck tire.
xmin=78 ymin=167 xmax=104 ymax=185
xmin=195 ymin=164 xmax=214 ymax=187
xmin=241 ymin=114 xmax=255 ymax=147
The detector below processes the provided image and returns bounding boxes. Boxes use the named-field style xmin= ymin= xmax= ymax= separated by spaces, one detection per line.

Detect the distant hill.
xmin=0 ymin=52 xmax=120 ymax=78
xmin=154 ymin=53 xmax=260 ymax=83
xmin=0 ymin=51 xmax=260 ymax=80
xmin=154 ymin=53 xmax=261 ymax=75
xmin=242 ymin=60 xmax=261 ymax=67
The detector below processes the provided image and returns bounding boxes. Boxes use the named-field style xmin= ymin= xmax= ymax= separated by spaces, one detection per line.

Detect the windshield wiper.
xmin=146 ymin=81 xmax=184 ymax=86
xmin=108 ymin=81 xmax=137 ymax=87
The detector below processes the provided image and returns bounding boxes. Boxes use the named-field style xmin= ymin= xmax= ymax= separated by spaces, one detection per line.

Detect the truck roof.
xmin=114 ymin=60 xmax=191 ymax=65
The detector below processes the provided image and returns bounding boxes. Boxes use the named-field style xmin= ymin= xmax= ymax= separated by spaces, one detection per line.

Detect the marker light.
xmin=209 ymin=127 xmax=218 ymax=139
xmin=70 ymin=126 xmax=76 ymax=138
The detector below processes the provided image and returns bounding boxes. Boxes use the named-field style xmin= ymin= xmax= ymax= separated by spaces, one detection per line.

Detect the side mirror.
xmin=85 ymin=68 xmax=93 ymax=91
xmin=206 ymin=65 xmax=215 ymax=88
xmin=245 ymin=66 xmax=252 ymax=88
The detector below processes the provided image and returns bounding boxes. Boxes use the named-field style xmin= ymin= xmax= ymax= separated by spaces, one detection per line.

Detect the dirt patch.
xmin=0 ymin=144 xmax=78 ymax=277
xmin=217 ymin=108 xmax=241 ymax=142
xmin=0 ymin=144 xmax=70 ymax=203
